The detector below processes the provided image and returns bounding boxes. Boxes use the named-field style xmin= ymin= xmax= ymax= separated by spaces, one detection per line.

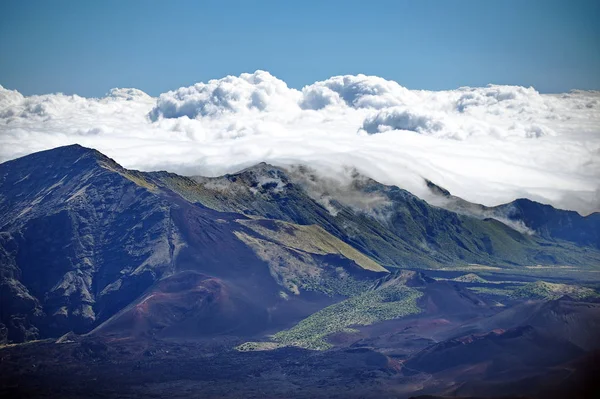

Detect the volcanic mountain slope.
xmin=155 ymin=164 xmax=600 ymax=268
xmin=404 ymin=325 xmax=587 ymax=398
xmin=447 ymin=297 xmax=600 ymax=351
xmin=2 ymin=145 xmax=600 ymax=399
xmin=0 ymin=145 xmax=180 ymax=341
xmin=0 ymin=145 xmax=389 ymax=343
xmin=91 ymin=271 xmax=270 ymax=339
xmin=1 ymin=144 xmax=599 ymax=344
xmin=402 ymin=297 xmax=600 ymax=398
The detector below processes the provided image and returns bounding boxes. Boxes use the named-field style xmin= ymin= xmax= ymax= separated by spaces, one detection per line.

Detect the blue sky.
xmin=1 ymin=0 xmax=599 ymax=97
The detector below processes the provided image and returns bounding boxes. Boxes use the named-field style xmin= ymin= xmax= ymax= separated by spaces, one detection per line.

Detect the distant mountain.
xmin=1 ymin=145 xmax=599 ymax=344
xmin=495 ymin=198 xmax=600 ymax=248
xmin=426 ymin=179 xmax=600 ymax=248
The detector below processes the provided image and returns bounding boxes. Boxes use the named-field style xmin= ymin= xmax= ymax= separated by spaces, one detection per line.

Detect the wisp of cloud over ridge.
xmin=1 ymin=71 xmax=599 ymax=214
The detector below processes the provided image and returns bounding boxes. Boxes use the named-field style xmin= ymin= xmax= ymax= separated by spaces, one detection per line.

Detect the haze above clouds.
xmin=1 ymin=71 xmax=599 ymax=215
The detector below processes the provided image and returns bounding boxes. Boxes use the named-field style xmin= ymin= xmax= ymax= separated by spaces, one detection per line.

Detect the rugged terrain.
xmin=1 ymin=145 xmax=599 ymax=398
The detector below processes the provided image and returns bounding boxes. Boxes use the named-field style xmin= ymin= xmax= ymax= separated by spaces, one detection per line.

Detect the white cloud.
xmin=361 ymin=107 xmax=448 ymax=136
xmin=300 ymin=74 xmax=419 ymax=110
xmin=149 ymin=70 xmax=301 ymax=120
xmin=0 ymin=71 xmax=599 ymax=215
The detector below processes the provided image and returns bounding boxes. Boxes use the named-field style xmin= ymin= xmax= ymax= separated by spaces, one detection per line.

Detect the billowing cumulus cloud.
xmin=300 ymin=74 xmax=419 ymax=110
xmin=149 ymin=70 xmax=301 ymax=120
xmin=1 ymin=71 xmax=599 ymax=215
xmin=361 ymin=107 xmax=447 ymax=136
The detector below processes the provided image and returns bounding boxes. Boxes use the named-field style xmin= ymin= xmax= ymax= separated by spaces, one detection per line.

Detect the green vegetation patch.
xmin=99 ymin=160 xmax=158 ymax=191
xmin=156 ymin=174 xmax=236 ymax=211
xmin=446 ymin=273 xmax=525 ymax=285
xmin=467 ymin=280 xmax=600 ymax=301
xmin=511 ymin=281 xmax=599 ymax=300
xmin=271 ymin=285 xmax=423 ymax=350
xmin=238 ymin=219 xmax=387 ymax=273
xmin=235 ymin=342 xmax=285 ymax=352
xmin=452 ymin=273 xmax=489 ymax=283
xmin=234 ymin=231 xmax=373 ymax=297
xmin=466 ymin=286 xmax=516 ymax=297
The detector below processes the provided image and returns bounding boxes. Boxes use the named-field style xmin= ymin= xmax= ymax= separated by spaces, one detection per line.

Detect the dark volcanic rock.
xmin=406 ymin=325 xmax=585 ymax=374
xmin=0 ymin=145 xmax=179 ymax=341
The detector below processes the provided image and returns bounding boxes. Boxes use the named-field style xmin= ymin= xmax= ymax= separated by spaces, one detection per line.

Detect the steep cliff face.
xmin=0 ymin=146 xmax=179 ymax=341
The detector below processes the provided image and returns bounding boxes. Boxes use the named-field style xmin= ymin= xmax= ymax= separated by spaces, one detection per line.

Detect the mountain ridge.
xmin=1 ymin=145 xmax=599 ymax=344
xmin=425 ymin=178 xmax=600 ymax=248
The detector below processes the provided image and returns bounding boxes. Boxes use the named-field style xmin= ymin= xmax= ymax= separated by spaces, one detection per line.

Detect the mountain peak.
xmin=234 ymin=162 xmax=288 ymax=177
xmin=0 ymin=144 xmax=109 ymax=169
xmin=0 ymin=145 xmax=132 ymax=179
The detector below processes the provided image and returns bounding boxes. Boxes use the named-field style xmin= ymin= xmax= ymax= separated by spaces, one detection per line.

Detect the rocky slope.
xmin=0 ymin=145 xmax=387 ymax=343
xmin=1 ymin=145 xmax=599 ymax=344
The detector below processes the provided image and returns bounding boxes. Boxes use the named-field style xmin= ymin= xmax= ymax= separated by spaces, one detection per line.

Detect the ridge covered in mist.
xmin=1 ymin=70 xmax=599 ymax=215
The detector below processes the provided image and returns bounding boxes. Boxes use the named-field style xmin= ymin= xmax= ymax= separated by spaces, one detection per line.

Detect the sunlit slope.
xmin=153 ymin=163 xmax=600 ymax=269
xmin=237 ymin=219 xmax=387 ymax=273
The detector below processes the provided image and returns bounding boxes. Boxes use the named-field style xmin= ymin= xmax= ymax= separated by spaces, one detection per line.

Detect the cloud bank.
xmin=1 ymin=71 xmax=599 ymax=215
